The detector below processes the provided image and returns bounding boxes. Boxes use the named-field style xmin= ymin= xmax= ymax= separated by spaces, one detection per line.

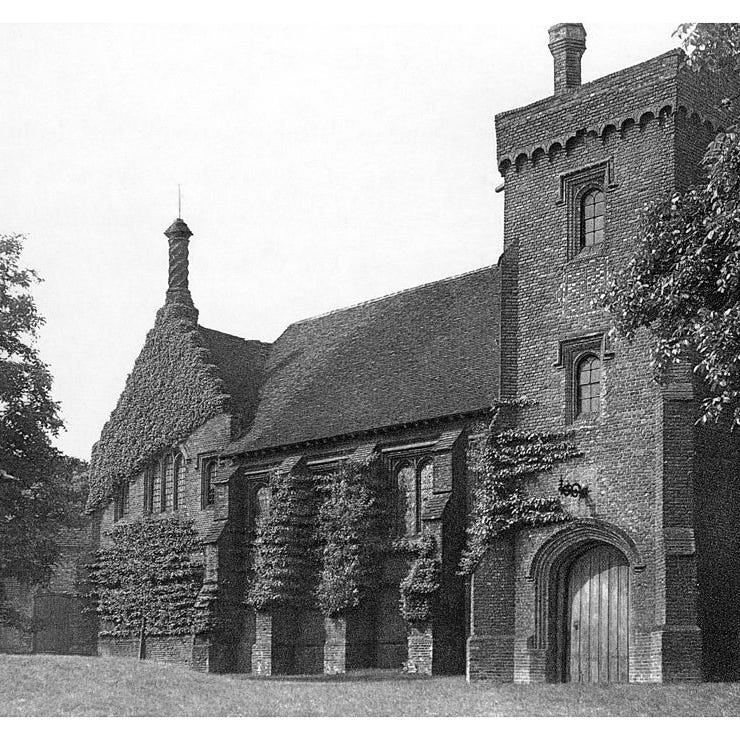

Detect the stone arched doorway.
xmin=550 ymin=543 xmax=629 ymax=683
xmin=529 ymin=521 xmax=640 ymax=683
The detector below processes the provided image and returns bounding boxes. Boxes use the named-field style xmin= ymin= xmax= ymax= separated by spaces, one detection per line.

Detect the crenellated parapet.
xmin=499 ymin=104 xmax=722 ymax=176
xmin=496 ymin=49 xmax=732 ymax=176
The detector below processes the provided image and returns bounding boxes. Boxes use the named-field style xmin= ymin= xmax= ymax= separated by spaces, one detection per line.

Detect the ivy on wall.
xmin=315 ymin=455 xmax=387 ymax=617
xmin=397 ymin=534 xmax=441 ymax=624
xmin=247 ymin=472 xmax=319 ymax=611
xmin=459 ymin=400 xmax=580 ymax=575
xmin=87 ymin=517 xmax=203 ymax=637
xmin=87 ymin=304 xmax=229 ymax=512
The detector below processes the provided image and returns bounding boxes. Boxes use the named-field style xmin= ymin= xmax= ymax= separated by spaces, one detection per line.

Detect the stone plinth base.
xmin=466 ymin=634 xmax=515 ymax=681
xmin=407 ymin=625 xmax=433 ymax=675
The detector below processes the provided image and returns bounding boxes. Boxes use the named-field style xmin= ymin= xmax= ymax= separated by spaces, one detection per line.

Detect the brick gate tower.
xmin=467 ymin=24 xmax=737 ymax=683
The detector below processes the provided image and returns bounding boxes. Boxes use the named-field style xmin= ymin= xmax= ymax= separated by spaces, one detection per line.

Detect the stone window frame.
xmin=143 ymin=462 xmax=160 ymax=515
xmin=173 ymin=453 xmax=185 ymax=511
xmin=574 ymin=352 xmax=601 ymax=417
xmin=388 ymin=453 xmax=435 ymax=537
xmin=161 ymin=453 xmax=174 ymax=513
xmin=556 ymin=158 xmax=617 ymax=261
xmin=141 ymin=450 xmax=185 ymax=515
xmin=579 ymin=188 xmax=605 ymax=251
xmin=199 ymin=455 xmax=218 ymax=510
xmin=554 ymin=331 xmax=613 ymax=425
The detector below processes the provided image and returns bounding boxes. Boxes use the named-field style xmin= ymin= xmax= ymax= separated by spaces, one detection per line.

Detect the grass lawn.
xmin=1 ymin=653 xmax=739 ymax=716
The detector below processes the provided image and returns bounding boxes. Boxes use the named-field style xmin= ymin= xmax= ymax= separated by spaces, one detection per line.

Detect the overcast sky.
xmin=2 ymin=20 xmax=680 ymax=460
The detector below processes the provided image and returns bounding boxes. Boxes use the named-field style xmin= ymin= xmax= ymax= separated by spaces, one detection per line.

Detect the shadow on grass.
xmin=230 ymin=668 xmax=436 ymax=683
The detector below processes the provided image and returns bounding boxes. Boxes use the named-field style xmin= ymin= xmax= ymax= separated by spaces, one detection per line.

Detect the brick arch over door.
xmin=528 ymin=520 xmax=642 ymax=682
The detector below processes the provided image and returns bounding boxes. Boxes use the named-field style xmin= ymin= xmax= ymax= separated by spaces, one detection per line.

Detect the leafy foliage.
xmin=87 ymin=517 xmax=203 ymax=637
xmin=87 ymin=303 xmax=230 ymax=512
xmin=0 ymin=234 xmax=88 ymax=587
xmin=399 ymin=533 xmax=440 ymax=624
xmin=459 ymin=401 xmax=579 ymax=575
xmin=1 ymin=455 xmax=89 ymax=588
xmin=0 ymin=234 xmax=63 ymax=485
xmin=604 ymin=24 xmax=740 ymax=424
xmin=674 ymin=24 xmax=740 ymax=78
xmin=315 ymin=455 xmax=388 ymax=617
xmin=247 ymin=472 xmax=320 ymax=611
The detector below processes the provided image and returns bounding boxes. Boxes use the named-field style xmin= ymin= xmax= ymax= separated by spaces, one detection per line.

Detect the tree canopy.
xmin=603 ymin=24 xmax=740 ymax=425
xmin=0 ymin=234 xmax=82 ymax=587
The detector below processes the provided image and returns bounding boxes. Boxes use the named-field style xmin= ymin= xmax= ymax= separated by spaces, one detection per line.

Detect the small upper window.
xmin=174 ymin=454 xmax=185 ymax=511
xmin=394 ymin=458 xmax=434 ymax=537
xmin=255 ymin=485 xmax=271 ymax=530
xmin=396 ymin=463 xmax=416 ymax=536
xmin=162 ymin=454 xmax=174 ymax=512
xmin=579 ymin=188 xmax=604 ymax=250
xmin=418 ymin=459 xmax=434 ymax=534
xmin=576 ymin=354 xmax=601 ymax=417
xmin=152 ymin=461 xmax=162 ymax=513
xmin=202 ymin=459 xmax=217 ymax=509
xmin=114 ymin=481 xmax=129 ymax=521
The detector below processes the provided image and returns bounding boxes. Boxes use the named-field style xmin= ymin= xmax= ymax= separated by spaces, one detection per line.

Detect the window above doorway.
xmin=555 ymin=332 xmax=611 ymax=425
xmin=557 ymin=159 xmax=616 ymax=260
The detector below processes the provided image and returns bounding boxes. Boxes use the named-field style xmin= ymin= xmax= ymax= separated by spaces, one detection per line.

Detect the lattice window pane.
xmin=576 ymin=355 xmax=601 ymax=417
xmin=397 ymin=464 xmax=416 ymax=536
xmin=151 ymin=463 xmax=162 ymax=512
xmin=580 ymin=189 xmax=605 ymax=251
xmin=418 ymin=460 xmax=434 ymax=535
xmin=203 ymin=460 xmax=216 ymax=508
xmin=163 ymin=455 xmax=174 ymax=511
xmin=174 ymin=455 xmax=185 ymax=510
xmin=256 ymin=486 xmax=271 ymax=529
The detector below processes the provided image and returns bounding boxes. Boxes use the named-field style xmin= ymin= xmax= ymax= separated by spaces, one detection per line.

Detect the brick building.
xmin=0 ymin=517 xmax=99 ymax=657
xmin=27 ymin=24 xmax=738 ymax=681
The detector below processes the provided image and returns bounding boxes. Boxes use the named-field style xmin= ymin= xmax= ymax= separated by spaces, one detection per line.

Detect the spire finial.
xmin=178 ymin=184 xmax=181 ymax=219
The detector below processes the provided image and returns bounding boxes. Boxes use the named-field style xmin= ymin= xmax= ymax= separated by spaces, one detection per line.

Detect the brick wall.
xmin=469 ymin=50 xmax=731 ymax=683
xmin=0 ymin=513 xmax=99 ymax=656
xmin=99 ymin=412 xmax=236 ymax=537
xmin=96 ymin=412 xmax=241 ymax=668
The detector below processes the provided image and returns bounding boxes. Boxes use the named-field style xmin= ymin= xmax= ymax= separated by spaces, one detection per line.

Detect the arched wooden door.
xmin=565 ymin=544 xmax=629 ymax=683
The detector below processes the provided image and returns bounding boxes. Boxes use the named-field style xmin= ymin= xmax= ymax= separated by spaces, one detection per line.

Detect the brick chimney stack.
xmin=163 ymin=217 xmax=194 ymax=307
xmin=548 ymin=23 xmax=586 ymax=94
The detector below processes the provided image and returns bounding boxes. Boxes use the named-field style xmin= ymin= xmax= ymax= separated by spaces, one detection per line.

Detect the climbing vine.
xmin=314 ymin=455 xmax=387 ymax=617
xmin=247 ymin=472 xmax=319 ymax=611
xmin=87 ymin=303 xmax=229 ymax=512
xmin=459 ymin=400 xmax=580 ymax=575
xmin=398 ymin=534 xmax=441 ymax=624
xmin=87 ymin=517 xmax=203 ymax=637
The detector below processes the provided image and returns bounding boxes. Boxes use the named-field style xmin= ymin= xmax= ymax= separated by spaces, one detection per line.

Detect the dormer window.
xmin=580 ymin=188 xmax=604 ymax=251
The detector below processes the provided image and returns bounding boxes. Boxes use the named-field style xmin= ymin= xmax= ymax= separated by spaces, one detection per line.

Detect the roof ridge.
xmin=198 ymin=325 xmax=271 ymax=347
xmin=290 ymin=263 xmax=497 ymax=326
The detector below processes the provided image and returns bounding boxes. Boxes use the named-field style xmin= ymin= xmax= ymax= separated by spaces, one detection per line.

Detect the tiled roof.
xmin=226 ymin=265 xmax=500 ymax=455
xmin=197 ymin=326 xmax=271 ymax=419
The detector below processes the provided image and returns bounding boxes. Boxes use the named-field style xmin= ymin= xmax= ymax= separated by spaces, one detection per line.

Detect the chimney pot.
xmin=548 ymin=23 xmax=586 ymax=94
